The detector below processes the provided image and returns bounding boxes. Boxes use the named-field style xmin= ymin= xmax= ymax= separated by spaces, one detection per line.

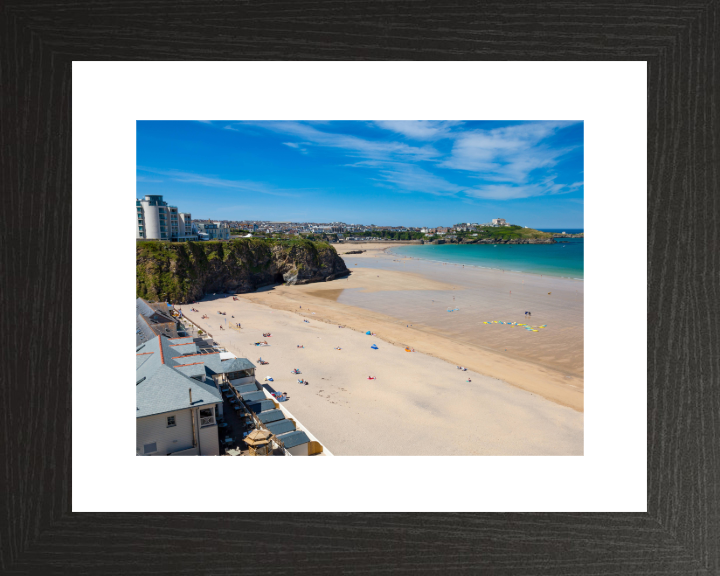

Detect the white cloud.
xmin=373 ymin=163 xmax=464 ymax=196
xmin=442 ymin=122 xmax=577 ymax=175
xmin=283 ymin=142 xmax=300 ymax=148
xmin=465 ymin=180 xmax=583 ymax=201
xmin=136 ymin=167 xmax=302 ymax=197
xmin=246 ymin=121 xmax=440 ymax=162
xmin=373 ymin=120 xmax=461 ymax=140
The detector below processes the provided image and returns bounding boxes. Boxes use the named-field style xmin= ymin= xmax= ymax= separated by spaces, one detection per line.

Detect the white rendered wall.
xmin=287 ymin=443 xmax=309 ymax=456
xmin=136 ymin=409 xmax=194 ymax=455
xmin=143 ymin=203 xmax=162 ymax=239
xmin=198 ymin=420 xmax=220 ymax=456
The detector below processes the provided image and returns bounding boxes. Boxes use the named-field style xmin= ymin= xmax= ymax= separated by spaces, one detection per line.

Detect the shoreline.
xmin=232 ymin=247 xmax=584 ymax=412
xmin=241 ymin=281 xmax=583 ymax=412
xmin=384 ymin=245 xmax=584 ymax=281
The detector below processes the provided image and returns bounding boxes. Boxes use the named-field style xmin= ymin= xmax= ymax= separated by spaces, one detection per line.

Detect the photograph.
xmin=136 ymin=120 xmax=585 ymax=456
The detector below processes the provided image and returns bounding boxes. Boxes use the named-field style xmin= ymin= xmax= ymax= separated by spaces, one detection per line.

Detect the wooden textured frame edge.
xmin=1 ymin=1 xmax=717 ymax=574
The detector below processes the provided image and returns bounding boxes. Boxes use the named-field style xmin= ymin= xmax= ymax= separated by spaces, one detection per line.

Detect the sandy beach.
xmin=242 ymin=242 xmax=584 ymax=411
xmin=181 ymin=244 xmax=583 ymax=455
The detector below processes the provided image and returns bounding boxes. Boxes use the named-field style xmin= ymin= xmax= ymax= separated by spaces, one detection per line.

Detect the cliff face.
xmin=137 ymin=239 xmax=349 ymax=303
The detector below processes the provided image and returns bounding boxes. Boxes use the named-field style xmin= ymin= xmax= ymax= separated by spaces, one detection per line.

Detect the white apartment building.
xmin=136 ymin=195 xmax=197 ymax=241
xmin=491 ymin=218 xmax=507 ymax=226
xmin=195 ymin=222 xmax=231 ymax=240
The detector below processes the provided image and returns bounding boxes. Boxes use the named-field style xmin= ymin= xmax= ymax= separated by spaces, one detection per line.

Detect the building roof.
xmin=135 ymin=335 xmax=228 ymax=418
xmin=199 ymin=354 xmax=255 ymax=377
xmin=172 ymin=362 xmax=206 ymax=378
xmin=136 ymin=314 xmax=157 ymax=346
xmin=257 ymin=409 xmax=285 ymax=424
xmin=241 ymin=391 xmax=266 ymax=403
xmin=245 ymin=400 xmax=275 ymax=414
xmin=233 ymin=383 xmax=259 ymax=394
xmin=265 ymin=419 xmax=296 ymax=436
xmin=217 ymin=357 xmax=256 ymax=373
xmin=277 ymin=430 xmax=310 ymax=449
xmin=136 ymin=298 xmax=188 ymax=342
xmin=136 ymin=364 xmax=222 ymax=418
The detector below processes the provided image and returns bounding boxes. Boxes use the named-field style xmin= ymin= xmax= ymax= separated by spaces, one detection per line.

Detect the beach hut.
xmin=244 ymin=429 xmax=274 ymax=456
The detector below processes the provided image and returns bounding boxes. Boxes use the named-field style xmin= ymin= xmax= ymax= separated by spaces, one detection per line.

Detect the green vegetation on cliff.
xmin=473 ymin=225 xmax=554 ymax=241
xmin=137 ymin=238 xmax=347 ymax=303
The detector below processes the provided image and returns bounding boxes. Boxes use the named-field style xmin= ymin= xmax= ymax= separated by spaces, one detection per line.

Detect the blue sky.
xmin=137 ymin=120 xmax=584 ymax=228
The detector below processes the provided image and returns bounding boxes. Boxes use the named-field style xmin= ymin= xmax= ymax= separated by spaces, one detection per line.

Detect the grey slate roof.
xmin=136 ymin=335 xmax=223 ymax=418
xmin=241 ymin=391 xmax=266 ymax=403
xmin=136 ymin=364 xmax=222 ymax=418
xmin=265 ymin=419 xmax=296 ymax=435
xmin=219 ymin=357 xmax=256 ymax=373
xmin=136 ymin=297 xmax=188 ymax=341
xmin=136 ymin=331 xmax=257 ymax=421
xmin=201 ymin=354 xmax=255 ymax=377
xmin=257 ymin=409 xmax=284 ymax=424
xmin=246 ymin=400 xmax=275 ymax=414
xmin=233 ymin=383 xmax=259 ymax=394
xmin=172 ymin=362 xmax=206 ymax=378
xmin=136 ymin=314 xmax=157 ymax=346
xmin=277 ymin=430 xmax=310 ymax=449
xmin=137 ymin=298 xmax=155 ymax=318
xmin=167 ymin=343 xmax=197 ymax=356
xmin=136 ymin=353 xmax=154 ymax=370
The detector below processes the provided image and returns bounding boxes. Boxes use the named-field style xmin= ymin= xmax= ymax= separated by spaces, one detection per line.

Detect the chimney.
xmin=189 ymin=388 xmax=192 ymax=404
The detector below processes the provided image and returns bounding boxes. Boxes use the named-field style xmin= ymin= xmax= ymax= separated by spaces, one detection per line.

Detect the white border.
xmin=72 ymin=62 xmax=646 ymax=512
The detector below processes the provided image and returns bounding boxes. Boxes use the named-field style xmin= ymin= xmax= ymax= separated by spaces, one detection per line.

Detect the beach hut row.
xmin=232 ymin=382 xmax=319 ymax=456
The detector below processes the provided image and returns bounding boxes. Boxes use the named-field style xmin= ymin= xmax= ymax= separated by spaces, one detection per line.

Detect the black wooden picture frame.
xmin=2 ymin=2 xmax=718 ymax=574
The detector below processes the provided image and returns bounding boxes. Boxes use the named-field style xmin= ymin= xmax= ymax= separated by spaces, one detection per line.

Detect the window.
xmin=199 ymin=408 xmax=215 ymax=428
xmin=143 ymin=442 xmax=157 ymax=454
xmin=167 ymin=416 xmax=176 ymax=427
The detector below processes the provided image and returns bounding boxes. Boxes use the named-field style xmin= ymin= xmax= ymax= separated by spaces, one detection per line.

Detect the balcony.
xmin=200 ymin=415 xmax=216 ymax=428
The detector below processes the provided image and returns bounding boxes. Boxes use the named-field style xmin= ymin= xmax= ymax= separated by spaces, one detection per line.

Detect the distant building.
xmin=195 ymin=222 xmax=231 ymax=240
xmin=136 ymin=195 xmax=197 ymax=241
xmin=491 ymin=218 xmax=507 ymax=226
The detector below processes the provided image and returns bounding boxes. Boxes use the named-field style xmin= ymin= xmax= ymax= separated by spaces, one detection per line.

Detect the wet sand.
xmin=232 ymin=244 xmax=584 ymax=412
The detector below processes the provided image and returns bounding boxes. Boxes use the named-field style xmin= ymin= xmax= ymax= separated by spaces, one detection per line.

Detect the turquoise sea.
xmin=390 ymin=237 xmax=584 ymax=279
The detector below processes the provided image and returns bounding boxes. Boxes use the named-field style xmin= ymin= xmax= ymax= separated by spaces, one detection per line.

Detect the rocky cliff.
xmin=137 ymin=239 xmax=349 ymax=303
